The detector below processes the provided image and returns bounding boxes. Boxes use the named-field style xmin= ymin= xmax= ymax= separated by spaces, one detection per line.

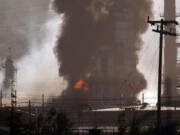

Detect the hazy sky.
xmin=138 ymin=0 xmax=180 ymax=103
xmin=0 ymin=0 xmax=68 ymax=101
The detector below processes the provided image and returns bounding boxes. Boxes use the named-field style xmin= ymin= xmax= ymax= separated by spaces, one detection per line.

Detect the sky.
xmin=16 ymin=14 xmax=68 ymax=99
xmin=138 ymin=0 xmax=180 ymax=104
xmin=137 ymin=0 xmax=164 ymax=103
xmin=0 ymin=1 xmax=68 ymax=103
xmin=1 ymin=0 xmax=180 ymax=104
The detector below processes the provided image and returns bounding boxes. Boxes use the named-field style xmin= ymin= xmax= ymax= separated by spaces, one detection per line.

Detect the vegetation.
xmin=8 ymin=109 xmax=180 ymax=135
xmin=10 ymin=108 xmax=72 ymax=135
xmin=117 ymin=113 xmax=180 ymax=135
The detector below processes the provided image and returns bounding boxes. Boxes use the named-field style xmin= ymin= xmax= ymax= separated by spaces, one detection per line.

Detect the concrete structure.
xmin=163 ymin=0 xmax=180 ymax=105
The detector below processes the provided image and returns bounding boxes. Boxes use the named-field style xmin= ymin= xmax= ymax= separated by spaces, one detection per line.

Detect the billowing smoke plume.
xmin=53 ymin=0 xmax=153 ymax=108
xmin=0 ymin=0 xmax=67 ymax=99
xmin=0 ymin=0 xmax=50 ymax=60
xmin=53 ymin=0 xmax=115 ymax=79
xmin=0 ymin=0 xmax=50 ymax=98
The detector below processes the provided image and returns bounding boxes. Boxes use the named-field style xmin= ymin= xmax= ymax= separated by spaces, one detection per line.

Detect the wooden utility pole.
xmin=28 ymin=100 xmax=32 ymax=123
xmin=147 ymin=16 xmax=178 ymax=129
xmin=42 ymin=94 xmax=44 ymax=114
xmin=0 ymin=89 xmax=2 ymax=107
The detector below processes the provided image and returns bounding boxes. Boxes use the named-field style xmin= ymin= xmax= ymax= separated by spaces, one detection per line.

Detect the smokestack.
xmin=53 ymin=0 xmax=153 ymax=109
xmin=2 ymin=53 xmax=15 ymax=95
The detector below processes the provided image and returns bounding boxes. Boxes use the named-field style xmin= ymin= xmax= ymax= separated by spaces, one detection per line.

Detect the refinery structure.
xmin=0 ymin=0 xmax=180 ymax=108
xmin=86 ymin=0 xmax=146 ymax=108
xmin=0 ymin=49 xmax=17 ymax=107
xmin=90 ymin=0 xmax=180 ymax=107
xmin=1 ymin=0 xmax=180 ymax=132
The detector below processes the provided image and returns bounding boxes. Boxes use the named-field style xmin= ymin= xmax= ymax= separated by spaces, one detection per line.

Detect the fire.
xmin=74 ymin=79 xmax=88 ymax=92
xmin=126 ymin=81 xmax=134 ymax=91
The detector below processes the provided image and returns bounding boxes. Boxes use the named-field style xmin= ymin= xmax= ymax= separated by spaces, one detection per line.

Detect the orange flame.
xmin=74 ymin=79 xmax=88 ymax=92
xmin=126 ymin=81 xmax=134 ymax=91
xmin=74 ymin=80 xmax=84 ymax=89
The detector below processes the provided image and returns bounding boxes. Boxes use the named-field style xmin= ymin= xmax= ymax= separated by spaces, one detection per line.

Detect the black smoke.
xmin=53 ymin=0 xmax=153 ymax=109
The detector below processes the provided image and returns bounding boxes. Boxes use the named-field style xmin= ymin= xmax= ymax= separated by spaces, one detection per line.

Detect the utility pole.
xmin=42 ymin=94 xmax=44 ymax=115
xmin=0 ymin=89 xmax=2 ymax=107
xmin=28 ymin=100 xmax=32 ymax=135
xmin=28 ymin=100 xmax=32 ymax=123
xmin=147 ymin=16 xmax=179 ymax=129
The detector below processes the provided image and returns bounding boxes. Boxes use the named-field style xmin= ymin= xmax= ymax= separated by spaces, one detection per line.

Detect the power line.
xmin=148 ymin=16 xmax=179 ymax=130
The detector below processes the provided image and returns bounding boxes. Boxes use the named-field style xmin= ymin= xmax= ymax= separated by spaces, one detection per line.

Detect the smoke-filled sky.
xmin=139 ymin=0 xmax=180 ymax=103
xmin=52 ymin=0 xmax=153 ymax=106
xmin=0 ymin=0 xmax=49 ymax=59
xmin=0 ymin=0 xmax=180 ymax=103
xmin=0 ymin=0 xmax=68 ymax=99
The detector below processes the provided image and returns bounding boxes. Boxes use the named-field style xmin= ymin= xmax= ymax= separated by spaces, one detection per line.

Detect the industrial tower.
xmin=88 ymin=0 xmax=145 ymax=108
xmin=1 ymin=48 xmax=17 ymax=107
xmin=163 ymin=0 xmax=180 ymax=104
